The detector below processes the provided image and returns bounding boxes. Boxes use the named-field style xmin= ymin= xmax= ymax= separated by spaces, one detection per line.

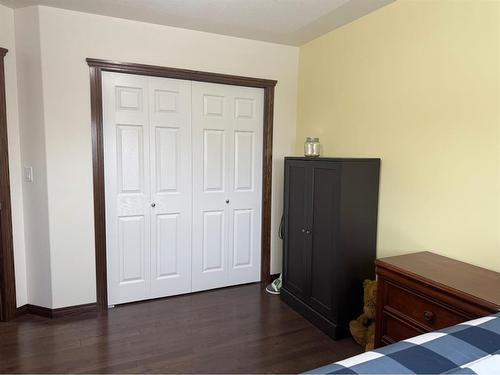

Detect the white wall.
xmin=18 ymin=6 xmax=298 ymax=308
xmin=0 ymin=4 xmax=28 ymax=307
xmin=14 ymin=6 xmax=53 ymax=307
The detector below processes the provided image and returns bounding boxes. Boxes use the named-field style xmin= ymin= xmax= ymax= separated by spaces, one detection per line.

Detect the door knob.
xmin=225 ymin=199 xmax=230 ymax=204
xmin=301 ymin=229 xmax=306 ymax=233
xmin=305 ymin=230 xmax=311 ymax=234
xmin=151 ymin=203 xmax=156 ymax=208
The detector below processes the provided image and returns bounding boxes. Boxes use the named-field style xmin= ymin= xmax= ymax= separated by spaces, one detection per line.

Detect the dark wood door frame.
xmin=0 ymin=47 xmax=17 ymax=321
xmin=87 ymin=58 xmax=277 ymax=311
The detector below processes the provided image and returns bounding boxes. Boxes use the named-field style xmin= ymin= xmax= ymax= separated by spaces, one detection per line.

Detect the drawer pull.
xmin=423 ymin=310 xmax=434 ymax=321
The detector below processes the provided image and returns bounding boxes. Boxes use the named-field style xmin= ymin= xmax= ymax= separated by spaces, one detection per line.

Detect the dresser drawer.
xmin=382 ymin=312 xmax=424 ymax=344
xmin=384 ymin=281 xmax=468 ymax=330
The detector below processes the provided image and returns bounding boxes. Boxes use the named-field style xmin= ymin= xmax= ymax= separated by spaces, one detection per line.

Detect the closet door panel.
xmin=155 ymin=213 xmax=180 ymax=277
xmin=149 ymin=77 xmax=192 ymax=298
xmin=103 ymin=72 xmax=151 ymax=305
xmin=202 ymin=210 xmax=225 ymax=272
xmin=227 ymin=86 xmax=263 ymax=284
xmin=192 ymin=82 xmax=263 ymax=292
xmin=204 ymin=129 xmax=226 ymax=192
xmin=192 ymin=83 xmax=230 ymax=291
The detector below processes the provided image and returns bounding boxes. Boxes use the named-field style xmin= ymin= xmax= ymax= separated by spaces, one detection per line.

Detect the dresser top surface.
xmin=285 ymin=156 xmax=380 ymax=162
xmin=376 ymin=251 xmax=500 ymax=310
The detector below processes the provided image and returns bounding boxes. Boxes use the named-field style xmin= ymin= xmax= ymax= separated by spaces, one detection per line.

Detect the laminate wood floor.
xmin=0 ymin=284 xmax=362 ymax=373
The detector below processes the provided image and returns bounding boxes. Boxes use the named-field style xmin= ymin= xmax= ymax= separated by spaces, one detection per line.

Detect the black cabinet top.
xmin=285 ymin=156 xmax=381 ymax=162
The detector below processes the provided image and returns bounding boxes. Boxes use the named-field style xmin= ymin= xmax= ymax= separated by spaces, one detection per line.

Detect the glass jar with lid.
xmin=304 ymin=137 xmax=321 ymax=157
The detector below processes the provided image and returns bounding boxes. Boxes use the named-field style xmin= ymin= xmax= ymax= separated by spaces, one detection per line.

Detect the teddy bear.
xmin=349 ymin=279 xmax=377 ymax=351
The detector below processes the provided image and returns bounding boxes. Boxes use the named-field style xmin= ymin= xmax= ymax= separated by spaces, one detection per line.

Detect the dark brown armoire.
xmin=281 ymin=157 xmax=381 ymax=339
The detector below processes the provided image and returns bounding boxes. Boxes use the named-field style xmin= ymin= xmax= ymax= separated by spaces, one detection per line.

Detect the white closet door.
xmin=149 ymin=77 xmax=192 ymax=298
xmin=103 ymin=73 xmax=192 ymax=305
xmin=191 ymin=82 xmax=263 ymax=292
xmin=227 ymin=85 xmax=263 ymax=284
xmin=103 ymin=72 xmax=151 ymax=305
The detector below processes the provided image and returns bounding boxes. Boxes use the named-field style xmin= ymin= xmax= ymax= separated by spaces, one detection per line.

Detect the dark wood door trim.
xmin=0 ymin=47 xmax=17 ymax=321
xmin=87 ymin=58 xmax=277 ymax=311
xmin=86 ymin=59 xmax=277 ymax=88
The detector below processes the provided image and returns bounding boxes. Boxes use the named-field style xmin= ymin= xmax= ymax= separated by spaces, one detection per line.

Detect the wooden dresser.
xmin=375 ymin=251 xmax=500 ymax=348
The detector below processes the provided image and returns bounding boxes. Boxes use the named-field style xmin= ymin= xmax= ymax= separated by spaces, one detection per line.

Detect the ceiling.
xmin=0 ymin=0 xmax=394 ymax=46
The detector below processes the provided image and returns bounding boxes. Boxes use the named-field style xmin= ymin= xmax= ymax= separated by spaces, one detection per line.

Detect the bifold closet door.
xmin=191 ymin=82 xmax=263 ymax=292
xmin=148 ymin=77 xmax=192 ymax=299
xmin=103 ymin=72 xmax=192 ymax=305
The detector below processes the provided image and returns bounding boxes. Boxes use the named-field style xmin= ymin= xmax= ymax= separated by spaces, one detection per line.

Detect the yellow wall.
xmin=297 ymin=0 xmax=500 ymax=271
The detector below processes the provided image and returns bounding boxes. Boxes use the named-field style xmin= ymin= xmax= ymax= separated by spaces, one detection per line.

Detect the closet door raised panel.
xmin=149 ymin=77 xmax=192 ymax=298
xmin=103 ymin=72 xmax=151 ymax=305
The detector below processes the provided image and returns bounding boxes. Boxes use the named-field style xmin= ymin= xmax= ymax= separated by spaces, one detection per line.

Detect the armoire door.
xmin=191 ymin=82 xmax=263 ymax=292
xmin=103 ymin=72 xmax=192 ymax=305
xmin=282 ymin=161 xmax=312 ymax=301
xmin=308 ymin=162 xmax=340 ymax=322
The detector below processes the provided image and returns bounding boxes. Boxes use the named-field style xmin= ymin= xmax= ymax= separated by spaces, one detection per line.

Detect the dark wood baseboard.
xmin=51 ymin=303 xmax=97 ymax=318
xmin=16 ymin=303 xmax=97 ymax=319
xmin=22 ymin=304 xmax=53 ymax=318
xmin=15 ymin=304 xmax=28 ymax=317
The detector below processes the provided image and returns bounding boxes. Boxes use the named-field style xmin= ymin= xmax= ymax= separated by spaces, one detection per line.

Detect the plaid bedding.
xmin=307 ymin=313 xmax=500 ymax=374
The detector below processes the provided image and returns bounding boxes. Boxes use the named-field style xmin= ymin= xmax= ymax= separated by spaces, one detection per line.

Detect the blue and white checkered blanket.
xmin=307 ymin=313 xmax=500 ymax=374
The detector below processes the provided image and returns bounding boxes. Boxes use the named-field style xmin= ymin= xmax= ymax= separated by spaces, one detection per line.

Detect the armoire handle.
xmin=301 ymin=228 xmax=306 ymax=233
xmin=305 ymin=230 xmax=311 ymax=234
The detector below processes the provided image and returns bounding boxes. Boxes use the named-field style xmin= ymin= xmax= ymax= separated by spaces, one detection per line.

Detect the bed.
xmin=307 ymin=313 xmax=500 ymax=374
